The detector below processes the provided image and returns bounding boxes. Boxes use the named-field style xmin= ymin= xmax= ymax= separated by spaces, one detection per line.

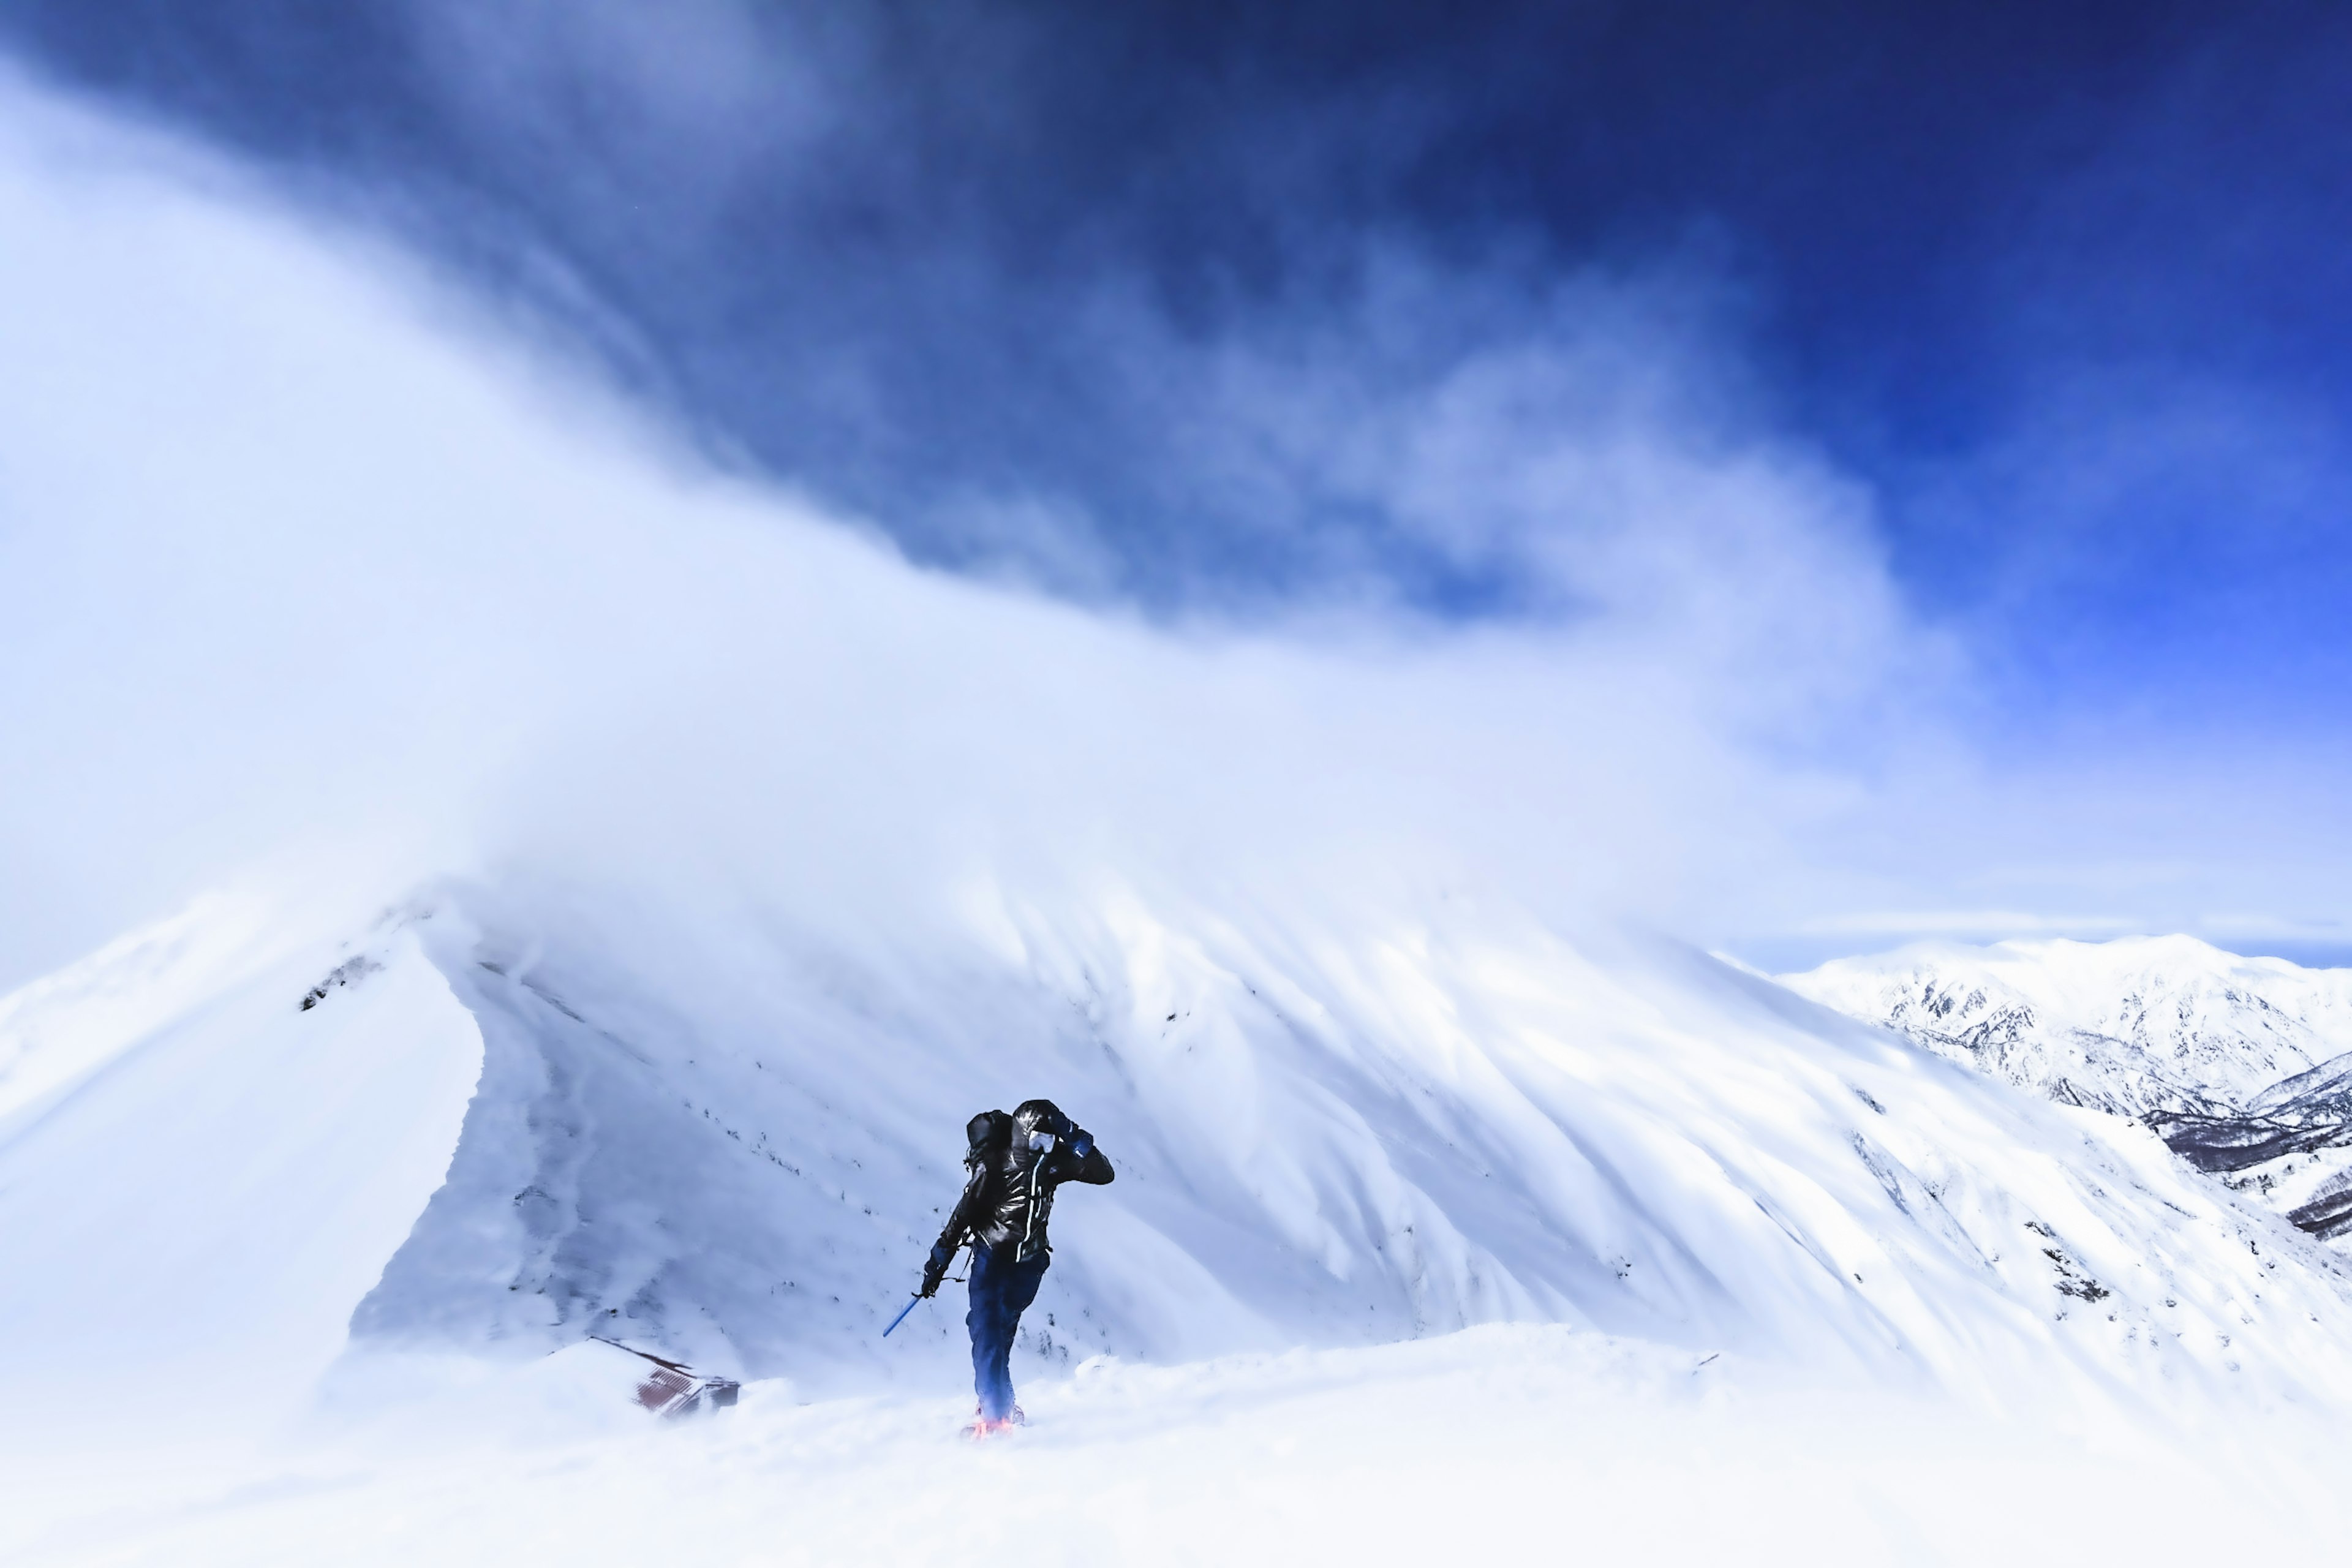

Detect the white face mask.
xmin=1028 ymin=1130 xmax=1056 ymax=1152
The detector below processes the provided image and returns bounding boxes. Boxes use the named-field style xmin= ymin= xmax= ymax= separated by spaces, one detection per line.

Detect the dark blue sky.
xmin=6 ymin=1 xmax=2348 ymax=731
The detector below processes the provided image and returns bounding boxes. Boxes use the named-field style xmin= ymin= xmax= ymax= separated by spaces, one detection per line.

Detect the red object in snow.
xmin=589 ymin=1335 xmax=742 ymax=1417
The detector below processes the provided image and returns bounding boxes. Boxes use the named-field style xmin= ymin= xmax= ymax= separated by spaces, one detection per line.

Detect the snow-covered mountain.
xmin=9 ymin=877 xmax=2352 ymax=1453
xmin=1778 ymin=935 xmax=2352 ymax=1119
xmin=8 ymin=76 xmax=2352 ymax=1562
xmin=1779 ymin=935 xmax=2352 ymax=1243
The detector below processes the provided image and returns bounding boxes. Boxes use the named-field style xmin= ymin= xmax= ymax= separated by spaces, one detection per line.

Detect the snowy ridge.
xmin=1778 ymin=935 xmax=2352 ymax=1120
xmin=0 ymin=891 xmax=294 ymax=1136
xmin=1779 ymin=935 xmax=2352 ymax=1242
xmin=6 ymin=879 xmax=2352 ymax=1445
xmin=0 ymin=906 xmax=484 ymax=1436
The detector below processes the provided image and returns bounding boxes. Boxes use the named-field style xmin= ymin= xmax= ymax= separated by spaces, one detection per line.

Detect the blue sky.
xmin=9 ymin=4 xmax=2345 ymax=688
xmin=1 ymin=3 xmax=2347 ymax=970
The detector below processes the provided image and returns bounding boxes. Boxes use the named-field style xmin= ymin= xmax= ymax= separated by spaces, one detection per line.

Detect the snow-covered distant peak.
xmin=1779 ymin=935 xmax=2352 ymax=1120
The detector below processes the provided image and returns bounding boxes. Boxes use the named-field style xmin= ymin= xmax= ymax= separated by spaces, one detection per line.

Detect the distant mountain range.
xmin=1781 ymin=935 xmax=2352 ymax=1243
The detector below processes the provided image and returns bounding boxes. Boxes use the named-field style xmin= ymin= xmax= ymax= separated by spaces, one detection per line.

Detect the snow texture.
xmin=1781 ymin=934 xmax=2352 ymax=1240
xmin=1781 ymin=934 xmax=2352 ymax=1118
xmin=14 ymin=1325 xmax=2352 ymax=1566
xmin=10 ymin=883 xmax=2352 ymax=1438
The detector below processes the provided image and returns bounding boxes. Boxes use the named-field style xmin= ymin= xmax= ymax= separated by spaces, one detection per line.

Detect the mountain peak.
xmin=1782 ymin=933 xmax=2352 ymax=1245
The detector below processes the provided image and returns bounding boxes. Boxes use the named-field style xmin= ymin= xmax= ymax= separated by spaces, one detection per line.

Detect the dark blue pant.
xmin=966 ymin=1243 xmax=1049 ymax=1422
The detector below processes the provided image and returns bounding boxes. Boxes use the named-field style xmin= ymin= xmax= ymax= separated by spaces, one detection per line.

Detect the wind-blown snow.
xmin=6 ymin=68 xmax=2352 ymax=1566
xmin=13 ymin=1324 xmax=2352 ymax=1567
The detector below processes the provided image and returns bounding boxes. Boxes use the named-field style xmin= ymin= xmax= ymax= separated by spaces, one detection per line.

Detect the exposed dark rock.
xmin=2288 ymin=1175 xmax=2352 ymax=1242
xmin=2146 ymin=1057 xmax=2352 ymax=1175
xmin=298 ymin=953 xmax=382 ymax=1011
xmin=2149 ymin=1111 xmax=2352 ymax=1174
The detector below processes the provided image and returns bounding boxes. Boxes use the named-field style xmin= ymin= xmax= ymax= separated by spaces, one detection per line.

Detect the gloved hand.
xmin=919 ymin=1242 xmax=954 ymax=1298
xmin=1067 ymin=1127 xmax=1095 ymax=1159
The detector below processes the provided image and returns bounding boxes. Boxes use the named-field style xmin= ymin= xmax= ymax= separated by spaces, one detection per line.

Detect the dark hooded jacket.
xmin=934 ymin=1099 xmax=1114 ymax=1265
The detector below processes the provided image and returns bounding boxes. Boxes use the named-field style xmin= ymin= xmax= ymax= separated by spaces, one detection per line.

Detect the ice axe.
xmin=883 ymin=1245 xmax=967 ymax=1337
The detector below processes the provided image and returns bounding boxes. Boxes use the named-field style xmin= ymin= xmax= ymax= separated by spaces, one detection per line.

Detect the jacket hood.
xmin=1012 ymin=1099 xmax=1067 ymax=1143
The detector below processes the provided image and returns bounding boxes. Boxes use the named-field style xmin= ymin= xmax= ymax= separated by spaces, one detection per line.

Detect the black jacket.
xmin=935 ymin=1100 xmax=1114 ymax=1266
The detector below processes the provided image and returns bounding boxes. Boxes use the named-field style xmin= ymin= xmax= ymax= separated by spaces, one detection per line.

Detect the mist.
xmin=10 ymin=23 xmax=2352 ymax=1563
xmin=1 ymin=68 xmax=2346 ymax=996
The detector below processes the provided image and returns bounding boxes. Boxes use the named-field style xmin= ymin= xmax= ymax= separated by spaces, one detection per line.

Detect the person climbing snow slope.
xmin=919 ymin=1099 xmax=1114 ymax=1436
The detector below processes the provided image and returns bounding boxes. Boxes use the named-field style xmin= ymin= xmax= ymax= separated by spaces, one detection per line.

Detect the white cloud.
xmin=1 ymin=72 xmax=2346 ymax=989
xmin=1796 ymin=911 xmax=2143 ymax=938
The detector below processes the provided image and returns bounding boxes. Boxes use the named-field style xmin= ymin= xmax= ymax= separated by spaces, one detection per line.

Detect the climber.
xmin=918 ymin=1098 xmax=1114 ymax=1436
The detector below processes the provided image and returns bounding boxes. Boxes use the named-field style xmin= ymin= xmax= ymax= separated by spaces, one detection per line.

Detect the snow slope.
xmin=7 ymin=878 xmax=2352 ymax=1453
xmin=0 ymin=895 xmax=483 ymax=1438
xmin=1779 ymin=935 xmax=2352 ymax=1243
xmin=12 ymin=1325 xmax=2352 ymax=1567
